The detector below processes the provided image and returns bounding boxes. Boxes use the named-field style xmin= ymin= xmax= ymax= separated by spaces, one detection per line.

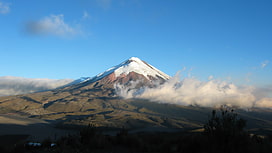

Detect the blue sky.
xmin=0 ymin=0 xmax=271 ymax=86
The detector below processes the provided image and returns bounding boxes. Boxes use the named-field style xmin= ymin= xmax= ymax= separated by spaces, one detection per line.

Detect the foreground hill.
xmin=0 ymin=85 xmax=207 ymax=129
xmin=1 ymin=83 xmax=272 ymax=135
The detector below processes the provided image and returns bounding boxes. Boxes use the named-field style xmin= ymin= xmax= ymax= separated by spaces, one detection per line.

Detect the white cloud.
xmin=261 ymin=60 xmax=269 ymax=69
xmin=0 ymin=76 xmax=73 ymax=96
xmin=115 ymin=74 xmax=272 ymax=109
xmin=26 ymin=14 xmax=82 ymax=38
xmin=0 ymin=1 xmax=10 ymax=14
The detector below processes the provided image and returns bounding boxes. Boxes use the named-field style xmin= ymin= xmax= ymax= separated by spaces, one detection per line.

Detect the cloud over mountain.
xmin=0 ymin=76 xmax=73 ymax=96
xmin=115 ymin=73 xmax=272 ymax=109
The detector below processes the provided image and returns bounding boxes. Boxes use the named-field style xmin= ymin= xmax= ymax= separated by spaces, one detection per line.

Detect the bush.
xmin=204 ymin=108 xmax=247 ymax=138
xmin=203 ymin=107 xmax=252 ymax=153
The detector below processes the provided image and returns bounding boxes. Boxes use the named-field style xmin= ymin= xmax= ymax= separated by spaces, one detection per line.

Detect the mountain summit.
xmin=72 ymin=57 xmax=170 ymax=86
xmin=92 ymin=57 xmax=170 ymax=83
xmin=61 ymin=57 xmax=170 ymax=97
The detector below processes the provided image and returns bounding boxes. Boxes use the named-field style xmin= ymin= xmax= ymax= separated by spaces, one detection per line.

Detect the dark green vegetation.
xmin=1 ymin=109 xmax=272 ymax=153
xmin=0 ymin=135 xmax=29 ymax=152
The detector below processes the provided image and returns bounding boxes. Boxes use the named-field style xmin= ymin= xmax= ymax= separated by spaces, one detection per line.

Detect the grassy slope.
xmin=0 ymin=83 xmax=272 ymax=134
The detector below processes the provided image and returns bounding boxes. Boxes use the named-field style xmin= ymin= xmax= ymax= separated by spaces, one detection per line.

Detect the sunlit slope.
xmin=1 ymin=87 xmax=272 ymax=132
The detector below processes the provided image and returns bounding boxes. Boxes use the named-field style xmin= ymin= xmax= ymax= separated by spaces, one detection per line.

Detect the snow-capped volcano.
xmin=82 ymin=57 xmax=170 ymax=85
xmin=96 ymin=57 xmax=169 ymax=81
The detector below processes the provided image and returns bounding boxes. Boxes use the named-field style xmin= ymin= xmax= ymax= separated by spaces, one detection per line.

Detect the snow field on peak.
xmin=89 ymin=57 xmax=170 ymax=82
xmin=114 ymin=57 xmax=170 ymax=80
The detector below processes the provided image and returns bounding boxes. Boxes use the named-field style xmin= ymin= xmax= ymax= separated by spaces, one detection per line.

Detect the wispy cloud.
xmin=261 ymin=60 xmax=269 ymax=69
xmin=0 ymin=1 xmax=10 ymax=14
xmin=26 ymin=14 xmax=82 ymax=38
xmin=96 ymin=0 xmax=112 ymax=10
xmin=208 ymin=75 xmax=214 ymax=80
xmin=0 ymin=76 xmax=73 ymax=97
xmin=82 ymin=11 xmax=90 ymax=19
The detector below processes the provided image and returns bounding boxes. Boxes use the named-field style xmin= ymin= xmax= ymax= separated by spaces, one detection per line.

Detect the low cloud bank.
xmin=0 ymin=76 xmax=73 ymax=96
xmin=115 ymin=75 xmax=272 ymax=109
